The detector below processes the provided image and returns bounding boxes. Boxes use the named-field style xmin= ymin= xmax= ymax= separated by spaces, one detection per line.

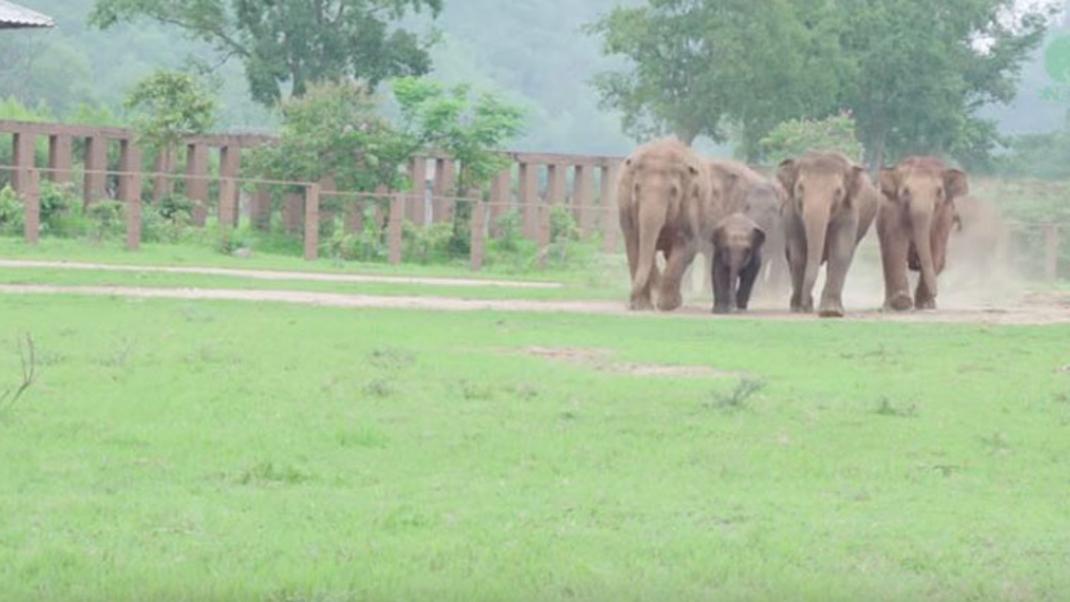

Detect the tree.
xmin=837 ymin=0 xmax=1056 ymax=168
xmin=90 ymin=0 xmax=443 ymax=106
xmin=124 ymin=70 xmax=217 ymax=152
xmin=586 ymin=0 xmax=843 ymax=153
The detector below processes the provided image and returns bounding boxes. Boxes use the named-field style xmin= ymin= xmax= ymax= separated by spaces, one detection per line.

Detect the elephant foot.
xmin=629 ymin=295 xmax=655 ymax=311
xmin=712 ymin=304 xmax=732 ymax=315
xmin=818 ymin=300 xmax=845 ymax=319
xmin=656 ymin=290 xmax=683 ymax=312
xmin=883 ymin=292 xmax=913 ymax=312
xmin=915 ymin=297 xmax=937 ymax=311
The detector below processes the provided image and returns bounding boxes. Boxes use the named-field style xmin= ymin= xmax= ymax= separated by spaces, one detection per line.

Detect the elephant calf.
xmin=877 ymin=157 xmax=969 ymax=311
xmin=711 ymin=213 xmax=766 ymax=314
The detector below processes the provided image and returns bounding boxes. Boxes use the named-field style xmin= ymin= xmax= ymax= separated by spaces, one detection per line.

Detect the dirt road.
xmin=0 ymin=283 xmax=1066 ymax=325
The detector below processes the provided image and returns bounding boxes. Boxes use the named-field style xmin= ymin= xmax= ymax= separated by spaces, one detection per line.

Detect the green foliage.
xmin=38 ymin=182 xmax=87 ymax=238
xmin=760 ymin=113 xmax=865 ymax=165
xmin=590 ymin=0 xmax=1055 ymax=165
xmin=124 ymin=70 xmax=217 ymax=151
xmin=402 ymin=221 xmax=455 ymax=264
xmin=998 ymin=128 xmax=1070 ymax=179
xmin=587 ymin=0 xmax=843 ymax=149
xmin=86 ymin=200 xmax=125 ymax=241
xmin=0 ymin=186 xmax=24 ymax=235
xmin=322 ymin=207 xmax=388 ymax=263
xmin=141 ymin=193 xmax=195 ymax=244
xmin=90 ymin=0 xmax=443 ymax=105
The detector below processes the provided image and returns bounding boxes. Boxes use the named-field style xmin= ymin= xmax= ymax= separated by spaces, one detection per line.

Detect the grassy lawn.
xmin=1 ymin=293 xmax=1068 ymax=600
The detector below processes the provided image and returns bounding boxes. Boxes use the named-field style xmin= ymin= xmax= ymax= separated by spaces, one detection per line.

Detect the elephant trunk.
xmin=727 ymin=265 xmax=739 ymax=311
xmin=911 ymin=204 xmax=938 ymax=302
xmin=801 ymin=201 xmax=830 ymax=310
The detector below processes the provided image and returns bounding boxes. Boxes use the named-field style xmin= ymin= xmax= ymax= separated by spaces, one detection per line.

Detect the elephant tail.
xmin=631 ymin=197 xmax=668 ymax=297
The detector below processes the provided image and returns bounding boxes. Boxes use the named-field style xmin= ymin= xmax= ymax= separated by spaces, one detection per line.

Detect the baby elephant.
xmin=711 ymin=213 xmax=766 ymax=314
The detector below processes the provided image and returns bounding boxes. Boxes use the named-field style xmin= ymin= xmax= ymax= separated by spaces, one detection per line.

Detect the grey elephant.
xmin=711 ymin=212 xmax=766 ymax=314
xmin=777 ymin=151 xmax=879 ymax=317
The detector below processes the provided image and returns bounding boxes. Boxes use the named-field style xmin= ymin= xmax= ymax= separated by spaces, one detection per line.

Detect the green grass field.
xmin=1 ymin=283 xmax=1069 ymax=600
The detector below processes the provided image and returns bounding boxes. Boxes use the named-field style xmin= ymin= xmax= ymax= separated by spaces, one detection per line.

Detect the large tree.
xmin=90 ymin=0 xmax=442 ymax=106
xmin=838 ymin=0 xmax=1055 ymax=169
xmin=587 ymin=0 xmax=844 ymax=153
xmin=589 ymin=0 xmax=1056 ymax=166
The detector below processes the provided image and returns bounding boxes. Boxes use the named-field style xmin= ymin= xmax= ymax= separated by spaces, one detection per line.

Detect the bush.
xmin=38 ymin=181 xmax=86 ymax=237
xmin=86 ymin=200 xmax=124 ymax=241
xmin=0 ymin=186 xmax=24 ymax=235
xmin=403 ymin=222 xmax=455 ymax=264
xmin=141 ymin=193 xmax=194 ymax=244
xmin=760 ymin=113 xmax=864 ymax=164
xmin=322 ymin=206 xmax=388 ymax=263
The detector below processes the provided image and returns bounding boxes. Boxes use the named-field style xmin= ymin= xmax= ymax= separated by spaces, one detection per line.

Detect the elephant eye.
xmin=936 ymin=187 xmax=945 ymax=198
xmin=834 ymin=187 xmax=844 ymax=200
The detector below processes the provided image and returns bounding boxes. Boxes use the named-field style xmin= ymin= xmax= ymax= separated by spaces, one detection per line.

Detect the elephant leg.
xmin=621 ymin=207 xmax=639 ymax=280
xmin=818 ymin=215 xmax=859 ymax=318
xmin=785 ymin=231 xmax=807 ymax=312
xmin=915 ymin=278 xmax=936 ymax=310
xmin=736 ymin=250 xmax=762 ymax=311
xmin=658 ymin=242 xmax=694 ymax=312
xmin=877 ymin=213 xmax=912 ymax=311
xmin=712 ymin=255 xmax=732 ymax=314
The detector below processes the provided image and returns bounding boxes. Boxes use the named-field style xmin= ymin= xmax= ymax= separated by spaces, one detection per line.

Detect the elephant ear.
xmin=712 ymin=222 xmax=728 ymax=249
xmin=879 ymin=168 xmax=901 ymax=202
xmin=845 ymin=165 xmax=868 ymax=208
xmin=776 ymin=159 xmax=798 ymax=195
xmin=750 ymin=224 xmax=766 ymax=249
xmin=944 ymin=169 xmax=969 ymax=200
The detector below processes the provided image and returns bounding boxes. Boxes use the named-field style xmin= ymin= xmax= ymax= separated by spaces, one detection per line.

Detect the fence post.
xmin=185 ymin=143 xmax=209 ymax=226
xmin=488 ymin=167 xmax=511 ymax=237
xmin=119 ymin=140 xmax=143 ymax=251
xmin=408 ymin=157 xmax=428 ymax=226
xmin=470 ymin=199 xmax=486 ymax=272
xmin=12 ymin=130 xmax=35 ymax=196
xmin=537 ymin=202 xmax=552 ymax=267
xmin=573 ymin=164 xmax=595 ymax=237
xmin=388 ymin=193 xmax=404 ymax=265
xmin=48 ymin=134 xmax=72 ymax=185
xmin=547 ymin=163 xmax=567 ymax=206
xmin=153 ymin=145 xmax=174 ymax=202
xmin=251 ymin=184 xmax=271 ymax=231
xmin=1044 ymin=223 xmax=1059 ymax=283
xmin=218 ymin=177 xmax=237 ymax=228
xmin=304 ymin=183 xmax=320 ymax=261
xmin=433 ymin=158 xmax=456 ymax=223
xmin=601 ymin=161 xmax=621 ymax=253
xmin=219 ymin=145 xmax=241 ymax=227
xmin=123 ymin=165 xmax=142 ymax=251
xmin=83 ymin=135 xmax=107 ymax=208
xmin=23 ymin=168 xmax=39 ymax=245
xmin=519 ymin=162 xmax=539 ymax=240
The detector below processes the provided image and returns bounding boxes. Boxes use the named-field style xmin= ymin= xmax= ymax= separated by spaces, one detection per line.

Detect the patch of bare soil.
xmin=522 ymin=346 xmax=737 ymax=378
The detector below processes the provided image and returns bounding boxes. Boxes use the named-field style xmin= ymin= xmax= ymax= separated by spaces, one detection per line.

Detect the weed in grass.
xmin=458 ymin=379 xmax=495 ymax=401
xmin=362 ymin=379 xmax=394 ymax=399
xmin=238 ymin=461 xmax=312 ymax=486
xmin=368 ymin=347 xmax=415 ymax=370
xmin=874 ymin=397 xmax=919 ymax=418
xmin=710 ymin=377 xmax=766 ymax=411
xmin=980 ymin=432 xmax=1012 ymax=454
xmin=508 ymin=383 xmax=540 ymax=401
xmin=337 ymin=426 xmax=390 ymax=449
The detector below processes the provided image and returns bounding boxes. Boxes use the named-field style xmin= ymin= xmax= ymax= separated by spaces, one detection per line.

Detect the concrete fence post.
xmin=573 ymin=164 xmax=595 ymax=237
xmin=23 ymin=168 xmax=39 ymax=245
xmin=408 ymin=157 xmax=427 ymax=226
xmin=601 ymin=162 xmax=621 ymax=253
xmin=124 ymin=166 xmax=142 ymax=252
xmin=48 ymin=134 xmax=72 ymax=185
xmin=433 ymin=158 xmax=456 ymax=223
xmin=519 ymin=162 xmax=539 ymax=240
xmin=388 ymin=193 xmax=404 ymax=265
xmin=537 ymin=201 xmax=552 ymax=267
xmin=83 ymin=135 xmax=107 ymax=207
xmin=547 ymin=163 xmax=567 ymax=206
xmin=283 ymin=192 xmax=303 ymax=234
xmin=251 ymin=184 xmax=272 ymax=231
xmin=1044 ymin=223 xmax=1059 ymax=282
xmin=118 ymin=139 xmax=141 ymax=203
xmin=488 ymin=167 xmax=511 ymax=238
xmin=153 ymin=145 xmax=174 ymax=202
xmin=470 ymin=199 xmax=486 ymax=272
xmin=12 ymin=130 xmax=35 ymax=196
xmin=219 ymin=145 xmax=241 ymax=226
xmin=185 ymin=143 xmax=209 ymax=226
xmin=304 ymin=183 xmax=320 ymax=261
xmin=218 ymin=177 xmax=237 ymax=228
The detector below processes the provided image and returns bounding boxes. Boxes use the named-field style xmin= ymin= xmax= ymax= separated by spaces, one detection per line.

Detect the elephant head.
xmin=879 ymin=158 xmax=968 ymax=306
xmin=712 ymin=213 xmax=766 ymax=313
xmin=777 ymin=152 xmax=868 ymax=310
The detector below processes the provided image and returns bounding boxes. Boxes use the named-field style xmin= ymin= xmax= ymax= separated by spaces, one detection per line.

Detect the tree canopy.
xmin=589 ymin=0 xmax=1059 ymax=165
xmin=124 ymin=70 xmax=217 ymax=151
xmin=90 ymin=0 xmax=443 ymax=105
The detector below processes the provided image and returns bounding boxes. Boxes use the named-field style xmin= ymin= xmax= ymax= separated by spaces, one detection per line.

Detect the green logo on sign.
xmin=1046 ymin=35 xmax=1070 ymax=84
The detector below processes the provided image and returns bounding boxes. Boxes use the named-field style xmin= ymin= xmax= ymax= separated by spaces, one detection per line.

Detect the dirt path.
xmin=0 ymin=283 xmax=1067 ymax=325
xmin=0 ymin=259 xmax=563 ymax=289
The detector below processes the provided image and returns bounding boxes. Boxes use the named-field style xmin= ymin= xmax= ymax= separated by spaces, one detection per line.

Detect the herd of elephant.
xmin=617 ymin=138 xmax=981 ymax=318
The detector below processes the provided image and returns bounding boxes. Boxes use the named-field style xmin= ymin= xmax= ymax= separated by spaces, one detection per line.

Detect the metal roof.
xmin=0 ymin=0 xmax=54 ymax=29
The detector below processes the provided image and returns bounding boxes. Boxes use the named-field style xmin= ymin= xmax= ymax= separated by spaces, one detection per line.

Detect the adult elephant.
xmin=777 ymin=151 xmax=879 ymax=317
xmin=877 ymin=157 xmax=969 ymax=311
xmin=618 ymin=139 xmax=731 ymax=311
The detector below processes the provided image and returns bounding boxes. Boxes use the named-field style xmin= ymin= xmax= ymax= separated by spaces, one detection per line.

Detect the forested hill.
xmin=0 ymin=0 xmax=1066 ymax=156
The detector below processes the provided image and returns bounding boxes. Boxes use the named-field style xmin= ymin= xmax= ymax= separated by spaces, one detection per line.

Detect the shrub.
xmin=86 ymin=200 xmax=124 ymax=241
xmin=403 ymin=222 xmax=455 ymax=264
xmin=0 ymin=186 xmax=24 ymax=235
